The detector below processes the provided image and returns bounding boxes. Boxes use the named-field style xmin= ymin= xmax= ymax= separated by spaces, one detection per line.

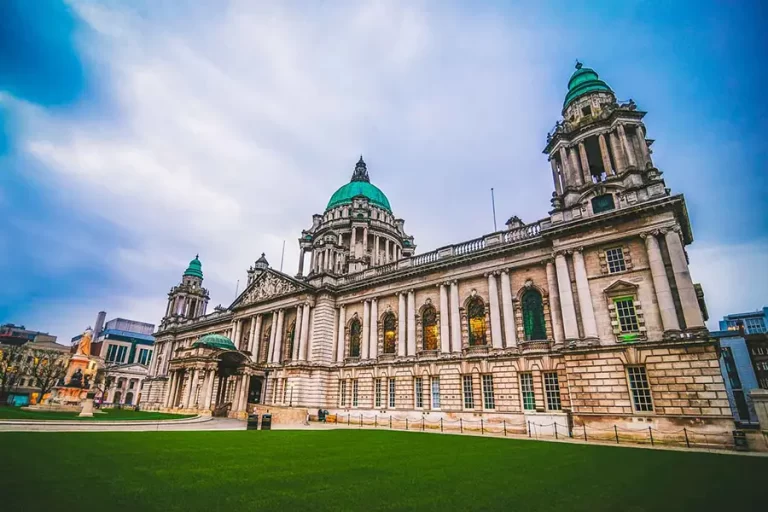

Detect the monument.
xmin=52 ymin=327 xmax=99 ymax=414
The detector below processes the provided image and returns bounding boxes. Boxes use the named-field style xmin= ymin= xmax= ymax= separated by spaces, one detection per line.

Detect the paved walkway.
xmin=0 ymin=416 xmax=244 ymax=432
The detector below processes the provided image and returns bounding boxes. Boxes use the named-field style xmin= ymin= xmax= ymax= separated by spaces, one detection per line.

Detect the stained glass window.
xmin=522 ymin=289 xmax=547 ymax=341
xmin=383 ymin=313 xmax=397 ymax=354
xmin=349 ymin=318 xmax=362 ymax=357
xmin=422 ymin=305 xmax=439 ymax=351
xmin=467 ymin=297 xmax=487 ymax=346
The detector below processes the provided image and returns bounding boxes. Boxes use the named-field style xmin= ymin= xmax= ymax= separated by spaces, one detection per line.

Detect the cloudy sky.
xmin=1 ymin=0 xmax=766 ymax=342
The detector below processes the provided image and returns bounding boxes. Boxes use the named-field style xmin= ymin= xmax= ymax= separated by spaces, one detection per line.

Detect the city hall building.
xmin=141 ymin=64 xmax=733 ymax=434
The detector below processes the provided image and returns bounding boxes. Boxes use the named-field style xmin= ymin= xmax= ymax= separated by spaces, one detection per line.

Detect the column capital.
xmin=370 ymin=297 xmax=378 ymax=304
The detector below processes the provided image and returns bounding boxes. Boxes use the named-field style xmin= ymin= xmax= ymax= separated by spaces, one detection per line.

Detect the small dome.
xmin=193 ymin=334 xmax=236 ymax=351
xmin=184 ymin=255 xmax=203 ymax=279
xmin=563 ymin=62 xmax=613 ymax=109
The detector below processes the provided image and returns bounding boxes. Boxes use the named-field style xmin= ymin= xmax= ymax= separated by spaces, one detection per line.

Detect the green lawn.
xmin=1 ymin=430 xmax=765 ymax=512
xmin=0 ymin=406 xmax=194 ymax=421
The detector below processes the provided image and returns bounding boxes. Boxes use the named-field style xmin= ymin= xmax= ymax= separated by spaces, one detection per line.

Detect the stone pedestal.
xmin=79 ymin=396 xmax=95 ymax=417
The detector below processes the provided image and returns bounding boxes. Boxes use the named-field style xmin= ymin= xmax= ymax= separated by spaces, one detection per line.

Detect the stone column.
xmin=363 ymin=227 xmax=368 ymax=255
xmin=336 ymin=305 xmax=346 ymax=362
xmin=598 ymin=133 xmax=614 ymax=176
xmin=500 ymin=270 xmax=517 ymax=348
xmin=274 ymin=309 xmax=285 ymax=363
xmin=545 ymin=260 xmax=565 ymax=344
xmin=665 ymin=229 xmax=705 ymax=329
xmin=635 ymin=125 xmax=651 ymax=168
xmin=351 ymin=227 xmax=357 ymax=252
xmin=298 ymin=248 xmax=305 ymax=276
xmin=251 ymin=315 xmax=263 ymax=359
xmin=569 ymin=146 xmax=584 ymax=186
xmin=292 ymin=305 xmax=303 ymax=360
xmin=268 ymin=311 xmax=278 ymax=362
xmin=369 ymin=298 xmax=378 ymax=359
xmin=643 ymin=233 xmax=680 ymax=333
xmin=439 ymin=283 xmax=450 ymax=353
xmin=238 ymin=374 xmax=250 ymax=412
xmin=487 ymin=273 xmax=503 ymax=349
xmin=618 ymin=124 xmax=637 ymax=169
xmin=397 ymin=292 xmax=407 ymax=357
xmin=558 ymin=147 xmax=571 ymax=189
xmin=572 ymin=249 xmax=598 ymax=340
xmin=203 ymin=370 xmax=215 ymax=410
xmin=182 ymin=369 xmax=197 ymax=409
xmin=407 ymin=290 xmax=416 ymax=356
xmin=609 ymin=130 xmax=626 ymax=173
xmin=362 ymin=300 xmax=370 ymax=359
xmin=233 ymin=376 xmax=242 ymax=411
xmin=578 ymin=141 xmax=591 ymax=183
xmin=300 ymin=303 xmax=311 ymax=360
xmin=309 ymin=249 xmax=315 ymax=273
xmin=450 ymin=280 xmax=462 ymax=353
xmin=164 ymin=371 xmax=177 ymax=408
xmin=231 ymin=320 xmax=241 ymax=350
xmin=555 ymin=253 xmax=579 ymax=340
xmin=550 ymin=158 xmax=562 ymax=195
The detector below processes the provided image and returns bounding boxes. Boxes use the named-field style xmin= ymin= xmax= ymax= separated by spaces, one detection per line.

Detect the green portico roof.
xmin=184 ymin=255 xmax=203 ymax=279
xmin=563 ymin=62 xmax=613 ymax=109
xmin=193 ymin=334 xmax=236 ymax=351
xmin=326 ymin=156 xmax=392 ymax=212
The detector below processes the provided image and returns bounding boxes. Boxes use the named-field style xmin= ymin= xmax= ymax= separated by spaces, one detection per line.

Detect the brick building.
xmin=141 ymin=63 xmax=733 ymax=436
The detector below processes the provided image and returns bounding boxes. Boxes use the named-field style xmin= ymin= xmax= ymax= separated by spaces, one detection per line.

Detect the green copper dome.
xmin=193 ymin=334 xmax=236 ymax=351
xmin=563 ymin=62 xmax=613 ymax=109
xmin=326 ymin=156 xmax=392 ymax=212
xmin=183 ymin=255 xmax=203 ymax=279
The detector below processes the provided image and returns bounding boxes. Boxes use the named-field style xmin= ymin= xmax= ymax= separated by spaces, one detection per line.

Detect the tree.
xmin=0 ymin=343 xmax=27 ymax=404
xmin=27 ymin=349 xmax=69 ymax=405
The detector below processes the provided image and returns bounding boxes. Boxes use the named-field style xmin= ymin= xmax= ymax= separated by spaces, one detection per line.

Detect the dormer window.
xmin=581 ymin=105 xmax=592 ymax=117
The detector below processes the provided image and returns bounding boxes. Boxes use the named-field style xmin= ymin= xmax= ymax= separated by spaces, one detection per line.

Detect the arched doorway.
xmin=248 ymin=376 xmax=263 ymax=404
xmin=125 ymin=392 xmax=134 ymax=405
xmin=113 ymin=391 xmax=122 ymax=405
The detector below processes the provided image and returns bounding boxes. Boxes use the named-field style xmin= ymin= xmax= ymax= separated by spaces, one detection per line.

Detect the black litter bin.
xmin=247 ymin=414 xmax=259 ymax=430
xmin=318 ymin=409 xmax=326 ymax=422
xmin=732 ymin=430 xmax=748 ymax=451
xmin=261 ymin=414 xmax=272 ymax=430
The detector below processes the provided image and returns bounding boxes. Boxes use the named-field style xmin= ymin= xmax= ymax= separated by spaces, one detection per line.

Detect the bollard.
xmin=649 ymin=426 xmax=654 ymax=446
xmin=684 ymin=427 xmax=690 ymax=448
xmin=360 ymin=414 xmax=362 ymax=427
xmin=389 ymin=416 xmax=392 ymax=429
xmin=554 ymin=423 xmax=558 ymax=440
xmin=503 ymin=419 xmax=507 ymax=437
xmin=481 ymin=419 xmax=484 ymax=435
xmin=583 ymin=424 xmax=588 ymax=442
xmin=614 ymin=425 xmax=619 ymax=444
xmin=422 ymin=417 xmax=425 ymax=431
xmin=528 ymin=421 xmax=531 ymax=438
xmin=460 ymin=418 xmax=463 ymax=433
xmin=375 ymin=415 xmax=377 ymax=428
xmin=440 ymin=418 xmax=443 ymax=432
xmin=406 ymin=418 xmax=409 ymax=430
xmin=347 ymin=414 xmax=350 ymax=426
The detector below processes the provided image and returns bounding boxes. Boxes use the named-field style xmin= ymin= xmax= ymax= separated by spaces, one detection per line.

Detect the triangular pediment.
xmin=603 ymin=279 xmax=639 ymax=294
xmin=231 ymin=269 xmax=312 ymax=309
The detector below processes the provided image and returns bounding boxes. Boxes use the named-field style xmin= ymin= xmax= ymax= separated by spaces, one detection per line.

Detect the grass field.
xmin=0 ymin=406 xmax=193 ymax=421
xmin=1 ymin=430 xmax=765 ymax=512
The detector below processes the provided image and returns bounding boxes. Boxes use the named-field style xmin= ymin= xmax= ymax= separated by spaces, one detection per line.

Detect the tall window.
xmin=352 ymin=379 xmax=359 ymax=407
xmin=388 ymin=378 xmax=396 ymax=408
xmin=340 ymin=380 xmax=347 ymax=407
xmin=431 ymin=377 xmax=440 ymax=409
xmin=745 ymin=317 xmax=767 ymax=334
xmin=374 ymin=378 xmax=382 ymax=408
xmin=106 ymin=345 xmax=118 ymax=363
xmin=260 ymin=325 xmax=271 ymax=362
xmin=462 ymin=375 xmax=475 ymax=409
xmin=286 ymin=321 xmax=296 ymax=360
xmin=544 ymin=372 xmax=562 ymax=410
xmin=422 ymin=306 xmax=438 ymax=351
xmin=467 ymin=297 xmax=487 ymax=346
xmin=138 ymin=348 xmax=150 ymax=365
xmin=116 ymin=346 xmax=127 ymax=363
xmin=482 ymin=375 xmax=495 ymax=410
xmin=520 ymin=373 xmax=535 ymax=410
xmin=521 ymin=289 xmax=547 ymax=341
xmin=627 ymin=366 xmax=653 ymax=412
xmin=414 ymin=377 xmax=424 ymax=408
xmin=614 ymin=297 xmax=640 ymax=333
xmin=383 ymin=313 xmax=397 ymax=354
xmin=605 ymin=247 xmax=626 ymax=273
xmin=349 ymin=318 xmax=362 ymax=357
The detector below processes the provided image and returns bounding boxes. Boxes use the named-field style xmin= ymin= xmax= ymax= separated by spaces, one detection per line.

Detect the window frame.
xmin=543 ymin=372 xmax=562 ymax=411
xmin=462 ymin=375 xmax=475 ymax=409
xmin=481 ymin=374 xmax=495 ymax=410
xmin=352 ymin=379 xmax=359 ymax=408
xmin=431 ymin=377 xmax=441 ymax=410
xmin=605 ymin=247 xmax=627 ymax=274
xmin=613 ymin=296 xmax=640 ymax=334
xmin=374 ymin=378 xmax=382 ymax=408
xmin=388 ymin=378 xmax=396 ymax=408
xmin=626 ymin=366 xmax=654 ymax=413
xmin=520 ymin=373 xmax=536 ymax=411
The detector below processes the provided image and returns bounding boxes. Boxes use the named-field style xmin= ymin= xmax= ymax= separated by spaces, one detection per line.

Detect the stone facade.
xmin=141 ymin=63 xmax=734 ymax=437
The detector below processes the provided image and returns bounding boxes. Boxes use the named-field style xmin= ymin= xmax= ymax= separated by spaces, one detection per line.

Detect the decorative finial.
xmin=575 ymin=60 xmax=582 ymax=70
xmin=358 ymin=155 xmax=365 ymax=164
xmin=195 ymin=253 xmax=199 ymax=259
xmin=351 ymin=155 xmax=370 ymax=183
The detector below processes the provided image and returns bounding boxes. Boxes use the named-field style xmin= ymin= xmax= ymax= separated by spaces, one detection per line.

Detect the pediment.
xmin=603 ymin=279 xmax=639 ymax=295
xmin=231 ymin=270 xmax=311 ymax=309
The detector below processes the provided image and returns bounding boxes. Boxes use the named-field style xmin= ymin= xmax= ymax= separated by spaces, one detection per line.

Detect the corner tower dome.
xmin=563 ymin=61 xmax=613 ymax=110
xmin=183 ymin=255 xmax=203 ymax=279
xmin=326 ymin=156 xmax=392 ymax=212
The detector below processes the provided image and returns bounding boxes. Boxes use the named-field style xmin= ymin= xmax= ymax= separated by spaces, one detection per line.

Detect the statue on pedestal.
xmin=68 ymin=369 xmax=84 ymax=388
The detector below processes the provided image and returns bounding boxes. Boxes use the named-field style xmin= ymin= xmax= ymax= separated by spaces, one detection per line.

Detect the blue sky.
xmin=1 ymin=0 xmax=766 ymax=342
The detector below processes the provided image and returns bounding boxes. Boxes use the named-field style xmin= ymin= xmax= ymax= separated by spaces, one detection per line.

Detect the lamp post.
xmin=289 ymin=382 xmax=294 ymax=407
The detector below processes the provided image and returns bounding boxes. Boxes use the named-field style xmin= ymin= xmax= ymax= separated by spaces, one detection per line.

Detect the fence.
xmin=321 ymin=413 xmax=741 ymax=452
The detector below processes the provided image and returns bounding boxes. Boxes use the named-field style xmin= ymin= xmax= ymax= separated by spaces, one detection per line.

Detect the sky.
xmin=1 ymin=0 xmax=766 ymax=343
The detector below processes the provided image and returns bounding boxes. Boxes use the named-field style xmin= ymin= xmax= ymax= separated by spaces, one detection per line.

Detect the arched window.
xmin=422 ymin=305 xmax=438 ymax=351
xmin=349 ymin=318 xmax=362 ymax=358
xmin=467 ymin=297 xmax=487 ymax=346
xmin=383 ymin=313 xmax=397 ymax=354
xmin=522 ymin=289 xmax=547 ymax=341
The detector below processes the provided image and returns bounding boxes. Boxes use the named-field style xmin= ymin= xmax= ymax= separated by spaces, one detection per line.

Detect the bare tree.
xmin=27 ymin=349 xmax=70 ymax=405
xmin=0 ymin=344 xmax=28 ymax=404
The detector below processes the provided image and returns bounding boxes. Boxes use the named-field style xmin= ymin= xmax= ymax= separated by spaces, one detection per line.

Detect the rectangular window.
xmin=340 ymin=380 xmax=347 ymax=407
xmin=352 ymin=379 xmax=359 ymax=407
xmin=414 ymin=377 xmax=423 ymax=408
xmin=106 ymin=345 xmax=117 ymax=363
xmin=116 ymin=346 xmax=127 ymax=363
xmin=614 ymin=297 xmax=640 ymax=333
xmin=482 ymin=374 xmax=495 ymax=410
xmin=520 ymin=373 xmax=536 ymax=410
xmin=544 ymin=372 xmax=562 ymax=411
xmin=462 ymin=375 xmax=474 ymax=409
xmin=388 ymin=378 xmax=396 ymax=408
xmin=605 ymin=248 xmax=626 ymax=273
xmin=374 ymin=378 xmax=382 ymax=408
xmin=431 ymin=377 xmax=440 ymax=409
xmin=627 ymin=366 xmax=654 ymax=412
xmin=745 ymin=317 xmax=766 ymax=334
xmin=138 ymin=349 xmax=149 ymax=365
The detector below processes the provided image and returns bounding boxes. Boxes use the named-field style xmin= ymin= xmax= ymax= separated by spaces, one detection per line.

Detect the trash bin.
xmin=261 ymin=414 xmax=272 ymax=430
xmin=247 ymin=414 xmax=259 ymax=430
xmin=318 ymin=409 xmax=326 ymax=422
xmin=732 ymin=430 xmax=748 ymax=451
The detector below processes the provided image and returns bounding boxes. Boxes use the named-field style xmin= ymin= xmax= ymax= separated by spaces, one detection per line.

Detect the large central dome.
xmin=326 ymin=156 xmax=392 ymax=212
